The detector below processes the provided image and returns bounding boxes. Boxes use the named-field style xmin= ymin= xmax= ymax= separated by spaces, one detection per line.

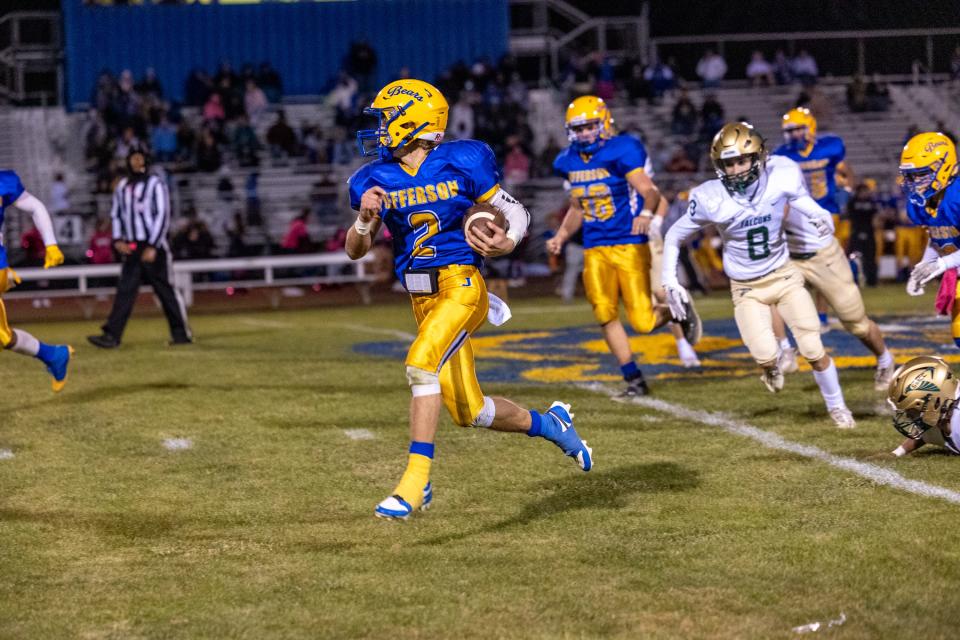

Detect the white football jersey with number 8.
xmin=686 ymin=156 xmax=812 ymax=281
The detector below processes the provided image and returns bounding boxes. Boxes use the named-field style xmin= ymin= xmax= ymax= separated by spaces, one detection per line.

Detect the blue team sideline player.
xmin=547 ymin=96 xmax=701 ymax=397
xmin=0 ymin=170 xmax=72 ymax=390
xmin=345 ymin=79 xmax=593 ymax=520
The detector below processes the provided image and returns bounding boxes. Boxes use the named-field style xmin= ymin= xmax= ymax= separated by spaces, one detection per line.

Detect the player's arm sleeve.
xmin=147 ymin=179 xmax=170 ymax=246
xmin=784 ymin=162 xmax=834 ymax=224
xmin=552 ymin=154 xmax=567 ymax=179
xmin=110 ymin=187 xmax=123 ymax=240
xmin=347 ymin=168 xmax=370 ymax=212
xmin=465 ymin=141 xmax=501 ymax=203
xmin=661 ymin=197 xmax=707 ymax=288
xmin=13 ymin=191 xmax=57 ymax=246
xmin=487 ymin=187 xmax=530 ymax=247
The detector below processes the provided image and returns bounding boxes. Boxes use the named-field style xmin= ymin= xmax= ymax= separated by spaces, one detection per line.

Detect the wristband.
xmin=639 ymin=209 xmax=654 ymax=218
xmin=354 ymin=218 xmax=371 ymax=236
xmin=892 ymin=445 xmax=907 ymax=457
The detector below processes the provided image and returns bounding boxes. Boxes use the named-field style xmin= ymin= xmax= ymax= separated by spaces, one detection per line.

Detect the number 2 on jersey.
xmin=410 ymin=211 xmax=440 ymax=259
xmin=747 ymin=226 xmax=771 ymax=260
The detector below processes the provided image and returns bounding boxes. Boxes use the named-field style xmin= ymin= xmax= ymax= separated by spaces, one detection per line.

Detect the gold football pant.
xmin=0 ymin=268 xmax=19 ymax=346
xmin=832 ymin=214 xmax=851 ymax=250
xmin=792 ymin=237 xmax=871 ymax=337
xmin=583 ymin=243 xmax=657 ymax=332
xmin=730 ymin=261 xmax=825 ymax=365
xmin=895 ymin=226 xmax=926 ymax=267
xmin=407 ymin=265 xmax=488 ymax=427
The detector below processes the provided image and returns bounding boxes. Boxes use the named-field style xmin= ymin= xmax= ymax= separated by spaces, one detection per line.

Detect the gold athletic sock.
xmin=392 ymin=453 xmax=432 ymax=508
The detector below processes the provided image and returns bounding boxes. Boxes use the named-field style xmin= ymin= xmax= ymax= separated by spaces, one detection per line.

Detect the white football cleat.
xmin=829 ymin=407 xmax=856 ymax=429
xmin=680 ymin=353 xmax=702 ymax=368
xmin=874 ymin=361 xmax=896 ymax=392
xmin=778 ymin=347 xmax=799 ymax=374
xmin=760 ymin=367 xmax=785 ymax=393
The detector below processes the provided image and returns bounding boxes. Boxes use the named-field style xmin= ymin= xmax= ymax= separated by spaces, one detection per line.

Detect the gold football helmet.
xmin=357 ymin=79 xmax=449 ymax=159
xmin=898 ymin=132 xmax=958 ymax=206
xmin=781 ymin=107 xmax=817 ymax=155
xmin=565 ymin=96 xmax=614 ymax=153
xmin=710 ymin=122 xmax=767 ymax=195
xmin=887 ymin=356 xmax=959 ymax=439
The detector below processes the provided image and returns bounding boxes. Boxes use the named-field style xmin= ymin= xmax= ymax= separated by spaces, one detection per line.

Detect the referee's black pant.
xmin=102 ymin=245 xmax=190 ymax=343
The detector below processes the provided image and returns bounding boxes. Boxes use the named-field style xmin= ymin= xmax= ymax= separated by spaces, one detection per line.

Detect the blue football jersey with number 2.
xmin=348 ymin=140 xmax=499 ymax=281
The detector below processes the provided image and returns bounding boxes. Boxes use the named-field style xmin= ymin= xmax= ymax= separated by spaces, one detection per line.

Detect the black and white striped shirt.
xmin=110 ymin=174 xmax=171 ymax=248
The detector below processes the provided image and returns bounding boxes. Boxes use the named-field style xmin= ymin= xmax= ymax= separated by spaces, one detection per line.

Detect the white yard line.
xmin=238 ymin=317 xmax=295 ymax=329
xmin=344 ymin=429 xmax=376 ymax=440
xmin=579 ymin=383 xmax=960 ymax=506
xmin=512 ymin=304 xmax=591 ymax=314
xmin=162 ymin=438 xmax=193 ymax=451
xmin=0 ymin=449 xmax=14 ymax=460
xmin=333 ymin=323 xmax=416 ymax=342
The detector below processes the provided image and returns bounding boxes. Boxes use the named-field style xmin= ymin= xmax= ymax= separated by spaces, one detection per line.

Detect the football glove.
xmin=43 ymin=244 xmax=64 ymax=269
xmin=910 ymin=258 xmax=947 ymax=288
xmin=664 ymin=283 xmax=691 ymax=322
xmin=810 ymin=214 xmax=834 ymax=239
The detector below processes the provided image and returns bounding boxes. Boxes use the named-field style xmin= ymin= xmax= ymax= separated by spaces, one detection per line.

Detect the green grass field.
xmin=2 ymin=284 xmax=960 ymax=639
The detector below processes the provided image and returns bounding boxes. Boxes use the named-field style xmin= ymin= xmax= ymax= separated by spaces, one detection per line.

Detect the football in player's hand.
xmin=463 ymin=203 xmax=508 ymax=239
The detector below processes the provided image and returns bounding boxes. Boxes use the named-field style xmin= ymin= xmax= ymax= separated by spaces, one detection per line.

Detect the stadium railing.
xmin=7 ymin=252 xmax=376 ymax=313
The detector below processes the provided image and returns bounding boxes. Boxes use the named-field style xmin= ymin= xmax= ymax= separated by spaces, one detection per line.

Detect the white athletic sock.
xmin=877 ymin=349 xmax=894 ymax=369
xmin=675 ymin=337 xmax=695 ymax=357
xmin=9 ymin=329 xmax=39 ymax=357
xmin=779 ymin=338 xmax=792 ymax=351
xmin=812 ymin=359 xmax=846 ymax=410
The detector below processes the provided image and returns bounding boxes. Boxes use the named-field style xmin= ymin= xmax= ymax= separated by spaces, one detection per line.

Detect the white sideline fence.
xmin=7 ymin=252 xmax=376 ymax=313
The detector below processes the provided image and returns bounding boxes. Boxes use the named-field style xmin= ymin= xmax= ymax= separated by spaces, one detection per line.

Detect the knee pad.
xmin=468 ymin=396 xmax=496 ymax=428
xmin=406 ymin=365 xmax=440 ymax=397
xmin=794 ymin=330 xmax=826 ymax=363
xmin=842 ymin=317 xmax=872 ymax=339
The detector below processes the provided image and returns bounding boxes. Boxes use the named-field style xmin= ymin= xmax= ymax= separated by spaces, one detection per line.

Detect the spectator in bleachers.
xmin=135 ymin=67 xmax=163 ymax=101
xmin=226 ymin=211 xmax=247 ymax=258
xmin=245 ymin=172 xmax=263 ymax=227
xmin=327 ymin=126 xmax=354 ymax=165
xmin=507 ymin=72 xmax=528 ymax=107
xmin=666 ymin=147 xmax=697 ymax=173
xmin=865 ymin=74 xmax=891 ymax=112
xmin=231 ymin=114 xmax=261 ymax=167
xmin=150 ymin=115 xmax=178 ymax=162
xmin=347 ymin=39 xmax=378 ymax=93
xmin=302 ymin=124 xmax=322 ymax=164
xmin=846 ymin=74 xmax=868 ymax=112
xmin=49 ymin=173 xmax=71 ymax=217
xmin=503 ymin=140 xmax=531 ymax=188
xmin=87 ymin=218 xmax=115 ymax=264
xmin=791 ymin=50 xmax=819 ymax=86
xmin=670 ymin=89 xmax=697 ymax=136
xmin=595 ymin=56 xmax=617 ymax=101
xmin=699 ymin=93 xmax=725 ymax=142
xmin=91 ymin=70 xmax=117 ymax=114
xmin=281 ymin=209 xmax=313 ymax=254
xmin=114 ymin=126 xmax=141 ymax=163
xmin=449 ymin=93 xmax=475 ymax=140
xmin=195 ymin=129 xmax=222 ymax=173
xmin=172 ymin=219 xmax=216 ymax=261
xmin=644 ymin=56 xmax=676 ymax=102
xmin=203 ymin=93 xmax=226 ymax=123
xmin=746 ymin=51 xmax=775 ymax=87
xmin=175 ymin=118 xmax=197 ymax=164
xmin=266 ymin=110 xmax=298 ymax=159
xmin=244 ymin=79 xmax=269 ymax=125
xmin=328 ymin=71 xmax=359 ymax=127
xmin=772 ymin=49 xmax=793 ymax=85
xmin=257 ymin=62 xmax=283 ymax=103
xmin=184 ymin=68 xmax=213 ymax=107
xmin=696 ymin=49 xmax=727 ymax=88
xmin=19 ymin=224 xmax=46 ymax=268
xmin=214 ymin=60 xmax=238 ymax=90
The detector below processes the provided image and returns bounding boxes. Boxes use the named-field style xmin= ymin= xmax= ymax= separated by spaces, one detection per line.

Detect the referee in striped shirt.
xmin=87 ymin=146 xmax=192 ymax=348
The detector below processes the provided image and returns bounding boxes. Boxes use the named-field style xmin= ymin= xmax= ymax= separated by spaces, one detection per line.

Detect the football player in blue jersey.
xmin=346 ymin=79 xmax=593 ymax=520
xmin=546 ymin=96 xmax=701 ymax=397
xmin=900 ymin=132 xmax=960 ymax=348
xmin=0 ymin=170 xmax=72 ymax=390
xmin=771 ymin=107 xmax=894 ymax=389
